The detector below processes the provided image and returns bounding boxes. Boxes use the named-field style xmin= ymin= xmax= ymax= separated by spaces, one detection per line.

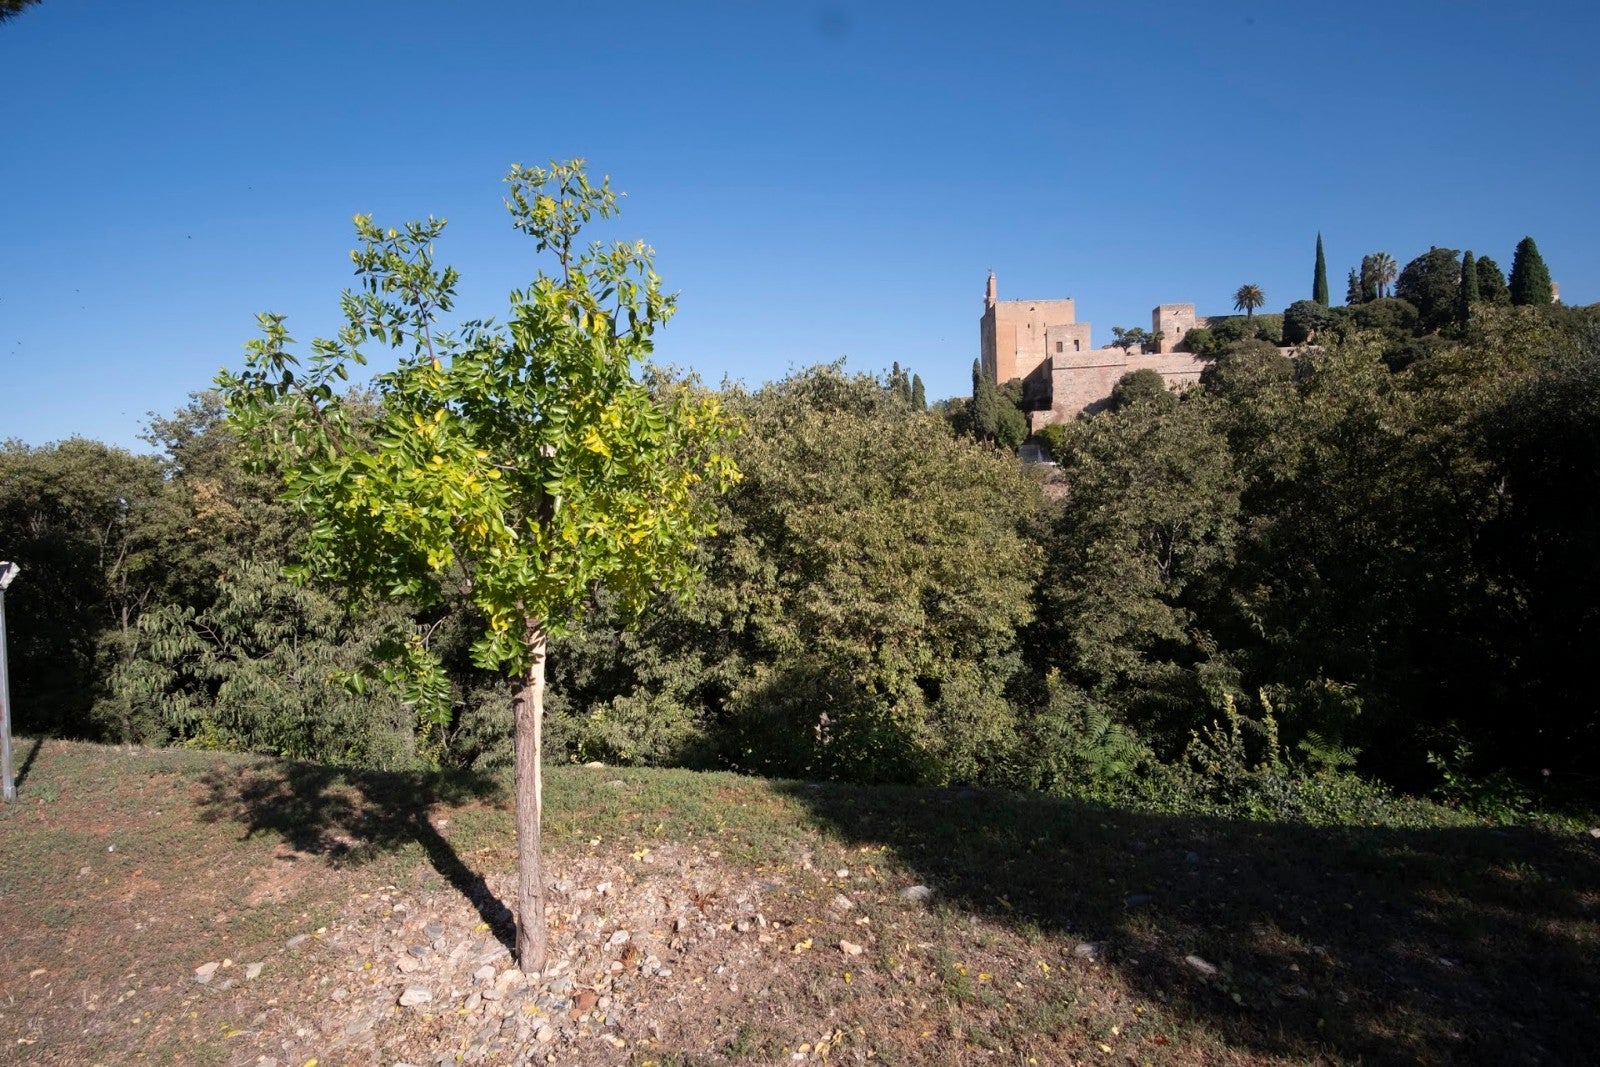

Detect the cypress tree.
xmin=1508 ymin=236 xmax=1553 ymax=306
xmin=972 ymin=359 xmax=998 ymax=442
xmin=1345 ymin=268 xmax=1362 ymax=306
xmin=1313 ymin=233 xmax=1330 ymax=306
xmin=1477 ymin=255 xmax=1510 ymax=305
xmin=888 ymin=362 xmax=914 ymax=406
xmin=911 ymin=373 xmax=926 ymax=411
xmin=1458 ymin=249 xmax=1479 ymax=324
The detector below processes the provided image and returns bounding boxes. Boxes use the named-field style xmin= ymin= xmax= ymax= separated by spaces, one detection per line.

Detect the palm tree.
xmin=1370 ymin=252 xmax=1397 ymax=299
xmin=1233 ymin=284 xmax=1266 ymax=318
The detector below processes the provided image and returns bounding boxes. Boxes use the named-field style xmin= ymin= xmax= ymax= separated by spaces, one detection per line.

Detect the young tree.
xmin=1345 ymin=268 xmax=1363 ymax=307
xmin=218 ymin=161 xmax=740 ymax=973
xmin=1233 ymin=284 xmax=1266 ymax=319
xmin=1313 ymin=233 xmax=1330 ymax=306
xmin=910 ymin=373 xmax=926 ymax=411
xmin=1508 ymin=236 xmax=1554 ymax=306
xmin=1458 ymin=249 xmax=1479 ymax=324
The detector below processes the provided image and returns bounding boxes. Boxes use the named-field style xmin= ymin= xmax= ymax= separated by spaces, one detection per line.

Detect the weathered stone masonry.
xmin=979 ymin=273 xmax=1212 ymax=426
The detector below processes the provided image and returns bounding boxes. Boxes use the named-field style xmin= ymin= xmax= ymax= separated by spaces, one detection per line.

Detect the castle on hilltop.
xmin=979 ymin=273 xmax=1212 ymax=425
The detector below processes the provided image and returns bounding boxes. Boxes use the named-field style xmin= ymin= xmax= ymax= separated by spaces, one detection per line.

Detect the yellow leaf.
xmin=792 ymin=938 xmax=813 ymax=953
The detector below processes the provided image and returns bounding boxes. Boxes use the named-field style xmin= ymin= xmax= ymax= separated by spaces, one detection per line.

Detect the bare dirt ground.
xmin=3 ymin=739 xmax=1599 ymax=1066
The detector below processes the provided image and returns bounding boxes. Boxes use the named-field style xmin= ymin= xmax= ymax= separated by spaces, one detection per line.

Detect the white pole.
xmin=0 ymin=561 xmax=18 ymax=802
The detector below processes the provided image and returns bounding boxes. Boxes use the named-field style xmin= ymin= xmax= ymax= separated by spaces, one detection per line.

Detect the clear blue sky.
xmin=4 ymin=0 xmax=1596 ymax=451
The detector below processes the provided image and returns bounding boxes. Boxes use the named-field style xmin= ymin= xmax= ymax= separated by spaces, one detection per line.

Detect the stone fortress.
xmin=979 ymin=273 xmax=1213 ymax=426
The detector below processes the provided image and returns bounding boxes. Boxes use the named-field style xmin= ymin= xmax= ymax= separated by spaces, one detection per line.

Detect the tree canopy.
xmin=1508 ymin=236 xmax=1553 ymax=306
xmin=1233 ymin=284 xmax=1266 ymax=318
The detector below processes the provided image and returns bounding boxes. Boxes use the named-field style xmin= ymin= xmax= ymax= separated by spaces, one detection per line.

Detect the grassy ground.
xmin=2 ymin=738 xmax=1598 ymax=1065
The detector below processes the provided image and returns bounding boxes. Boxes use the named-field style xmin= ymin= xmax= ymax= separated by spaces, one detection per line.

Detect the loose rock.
xmin=899 ymin=885 xmax=934 ymax=902
xmin=1184 ymin=954 xmax=1219 ymax=977
xmin=193 ymin=962 xmax=220 ymax=984
xmin=398 ymin=986 xmax=433 ymax=1008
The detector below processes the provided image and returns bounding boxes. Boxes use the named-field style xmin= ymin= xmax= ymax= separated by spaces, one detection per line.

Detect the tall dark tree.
xmin=1345 ymin=268 xmax=1363 ymax=306
xmin=1508 ymin=236 xmax=1554 ymax=306
xmin=1458 ymin=249 xmax=1479 ymax=324
xmin=1476 ymin=255 xmax=1510 ymax=305
xmin=1313 ymin=233 xmax=1330 ymax=306
xmin=911 ymin=373 xmax=927 ymax=411
xmin=972 ymin=359 xmax=999 ymax=442
xmin=1395 ymin=247 xmax=1462 ymax=332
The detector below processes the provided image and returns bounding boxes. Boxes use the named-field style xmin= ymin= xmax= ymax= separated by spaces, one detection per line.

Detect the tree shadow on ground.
xmin=198 ymin=759 xmax=517 ymax=953
xmin=13 ymin=735 xmax=44 ymax=790
xmin=783 ymin=782 xmax=1600 ymax=1066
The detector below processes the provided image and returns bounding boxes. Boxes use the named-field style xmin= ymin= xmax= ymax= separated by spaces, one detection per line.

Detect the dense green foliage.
xmin=1313 ymin=233 xmax=1329 ymax=306
xmin=552 ymin=367 xmax=1042 ymax=786
xmin=1283 ymin=299 xmax=1335 ymax=344
xmin=5 ymin=233 xmax=1598 ymax=823
xmin=1396 ymin=246 xmax=1462 ymax=331
xmin=1458 ymin=249 xmax=1479 ymax=323
xmin=1108 ymin=368 xmax=1174 ymax=411
xmin=1508 ymin=236 xmax=1553 ymax=306
xmin=1477 ymin=254 xmax=1510 ymax=305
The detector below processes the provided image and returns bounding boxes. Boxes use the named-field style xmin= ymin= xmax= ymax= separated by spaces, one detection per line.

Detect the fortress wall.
xmin=1124 ymin=349 xmax=1209 ymax=381
xmin=1047 ymin=352 xmax=1137 ymax=419
xmin=1044 ymin=322 xmax=1093 ymax=361
xmin=986 ymin=298 xmax=1077 ymax=382
xmin=981 ymin=276 xmax=1216 ymax=423
xmin=1040 ymin=347 xmax=1210 ymax=422
xmin=1151 ymin=304 xmax=1198 ymax=354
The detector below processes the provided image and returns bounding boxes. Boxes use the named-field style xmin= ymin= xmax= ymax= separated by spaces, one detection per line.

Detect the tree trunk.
xmin=512 ymin=622 xmax=548 ymax=974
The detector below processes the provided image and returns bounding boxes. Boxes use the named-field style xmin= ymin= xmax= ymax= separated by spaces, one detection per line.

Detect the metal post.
xmin=0 ymin=561 xmax=18 ymax=802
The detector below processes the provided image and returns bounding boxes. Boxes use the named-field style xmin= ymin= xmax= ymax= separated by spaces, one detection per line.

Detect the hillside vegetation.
xmin=7 ymin=296 xmax=1600 ymax=821
xmin=3 ymin=739 xmax=1598 ymax=1065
